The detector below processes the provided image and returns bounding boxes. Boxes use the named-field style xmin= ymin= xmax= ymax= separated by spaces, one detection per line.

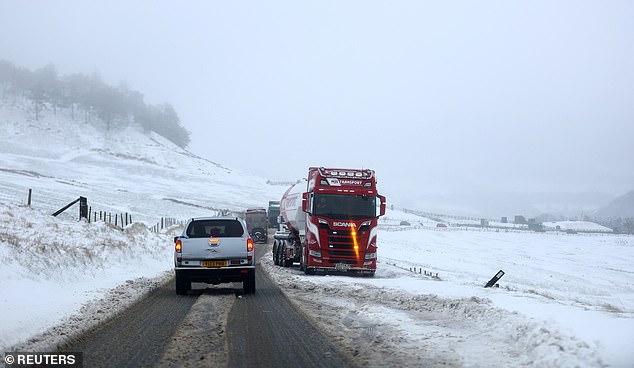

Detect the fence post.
xmin=88 ymin=207 xmax=92 ymax=223
xmin=27 ymin=189 xmax=32 ymax=207
xmin=79 ymin=197 xmax=88 ymax=220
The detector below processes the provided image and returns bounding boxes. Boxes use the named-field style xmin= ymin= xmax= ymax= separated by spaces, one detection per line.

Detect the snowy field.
xmin=262 ymin=210 xmax=634 ymax=367
xmin=1 ymin=102 xmax=634 ymax=367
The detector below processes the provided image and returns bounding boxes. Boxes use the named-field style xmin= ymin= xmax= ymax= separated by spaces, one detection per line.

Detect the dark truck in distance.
xmin=267 ymin=201 xmax=280 ymax=228
xmin=173 ymin=217 xmax=255 ymax=295
xmin=244 ymin=208 xmax=268 ymax=243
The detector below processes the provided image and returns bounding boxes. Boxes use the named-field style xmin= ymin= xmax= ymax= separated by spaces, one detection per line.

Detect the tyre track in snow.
xmin=226 ymin=266 xmax=358 ymax=368
xmin=58 ymin=279 xmax=197 ymax=368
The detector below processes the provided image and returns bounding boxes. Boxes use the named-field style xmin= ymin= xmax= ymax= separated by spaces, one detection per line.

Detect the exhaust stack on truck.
xmin=272 ymin=167 xmax=386 ymax=276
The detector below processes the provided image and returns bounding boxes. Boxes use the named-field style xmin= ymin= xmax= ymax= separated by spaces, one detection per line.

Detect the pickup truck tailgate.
xmin=181 ymin=236 xmax=248 ymax=260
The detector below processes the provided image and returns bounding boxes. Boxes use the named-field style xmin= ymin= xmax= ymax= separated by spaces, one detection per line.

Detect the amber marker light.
xmin=351 ymin=227 xmax=360 ymax=258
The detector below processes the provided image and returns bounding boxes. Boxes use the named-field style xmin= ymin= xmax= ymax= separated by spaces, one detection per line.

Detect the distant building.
xmin=528 ymin=221 xmax=544 ymax=232
xmin=514 ymin=215 xmax=527 ymax=224
xmin=501 ymin=217 xmax=508 ymax=223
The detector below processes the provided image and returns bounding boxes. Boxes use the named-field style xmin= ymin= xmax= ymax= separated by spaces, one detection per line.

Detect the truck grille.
xmin=327 ymin=230 xmax=356 ymax=258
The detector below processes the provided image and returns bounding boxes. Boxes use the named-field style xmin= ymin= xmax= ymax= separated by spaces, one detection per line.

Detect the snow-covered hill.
xmin=1 ymin=101 xmax=633 ymax=367
xmin=0 ymin=101 xmax=285 ymax=224
xmin=596 ymin=190 xmax=634 ymax=218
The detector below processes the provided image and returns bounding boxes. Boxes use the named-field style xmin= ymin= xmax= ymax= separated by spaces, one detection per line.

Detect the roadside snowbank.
xmin=262 ymin=255 xmax=604 ymax=368
xmin=0 ymin=203 xmax=176 ymax=351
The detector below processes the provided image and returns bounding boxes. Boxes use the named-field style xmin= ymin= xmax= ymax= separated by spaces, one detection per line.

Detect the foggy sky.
xmin=2 ymin=1 xmax=633 ymax=213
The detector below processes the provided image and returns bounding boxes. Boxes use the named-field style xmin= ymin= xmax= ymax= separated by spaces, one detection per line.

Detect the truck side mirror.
xmin=378 ymin=195 xmax=386 ymax=217
xmin=301 ymin=192 xmax=309 ymax=213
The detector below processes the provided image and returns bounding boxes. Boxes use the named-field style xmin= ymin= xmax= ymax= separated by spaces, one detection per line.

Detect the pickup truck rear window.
xmin=186 ymin=220 xmax=245 ymax=238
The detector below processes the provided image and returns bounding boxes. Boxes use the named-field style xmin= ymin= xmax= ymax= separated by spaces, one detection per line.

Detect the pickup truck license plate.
xmin=202 ymin=260 xmax=227 ymax=267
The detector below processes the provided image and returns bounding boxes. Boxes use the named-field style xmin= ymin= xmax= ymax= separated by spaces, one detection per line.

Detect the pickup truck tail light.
xmin=247 ymin=237 xmax=254 ymax=261
xmin=175 ymin=239 xmax=182 ymax=253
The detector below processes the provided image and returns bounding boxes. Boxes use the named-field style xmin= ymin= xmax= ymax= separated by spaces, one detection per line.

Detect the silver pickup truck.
xmin=174 ymin=216 xmax=256 ymax=295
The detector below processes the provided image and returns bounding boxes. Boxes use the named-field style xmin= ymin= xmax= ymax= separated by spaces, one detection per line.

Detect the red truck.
xmin=272 ymin=167 xmax=386 ymax=276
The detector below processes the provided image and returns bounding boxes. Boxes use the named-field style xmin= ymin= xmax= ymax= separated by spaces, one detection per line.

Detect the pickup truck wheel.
xmin=243 ymin=272 xmax=256 ymax=294
xmin=175 ymin=271 xmax=189 ymax=295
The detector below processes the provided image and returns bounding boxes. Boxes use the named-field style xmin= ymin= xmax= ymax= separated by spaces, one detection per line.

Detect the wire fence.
xmin=388 ymin=206 xmax=628 ymax=236
xmin=0 ymin=182 xmax=32 ymax=207
xmin=150 ymin=217 xmax=184 ymax=233
xmin=0 ymin=185 xmax=178 ymax=232
xmin=2 ymin=184 xmax=253 ymax=235
xmin=3 ymin=183 xmax=629 ymax=236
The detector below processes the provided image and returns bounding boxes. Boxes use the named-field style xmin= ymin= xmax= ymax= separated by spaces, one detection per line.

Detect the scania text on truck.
xmin=272 ymin=167 xmax=386 ymax=276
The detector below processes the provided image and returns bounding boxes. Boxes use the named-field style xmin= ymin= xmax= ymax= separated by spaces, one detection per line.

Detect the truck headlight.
xmin=364 ymin=252 xmax=376 ymax=260
xmin=309 ymin=250 xmax=322 ymax=258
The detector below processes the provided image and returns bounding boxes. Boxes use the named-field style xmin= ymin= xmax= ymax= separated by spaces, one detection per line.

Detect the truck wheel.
xmin=301 ymin=245 xmax=314 ymax=275
xmin=243 ymin=271 xmax=256 ymax=294
xmin=280 ymin=242 xmax=287 ymax=268
xmin=299 ymin=244 xmax=306 ymax=271
xmin=275 ymin=240 xmax=282 ymax=266
xmin=175 ymin=271 xmax=189 ymax=295
xmin=253 ymin=229 xmax=265 ymax=243
xmin=273 ymin=241 xmax=279 ymax=265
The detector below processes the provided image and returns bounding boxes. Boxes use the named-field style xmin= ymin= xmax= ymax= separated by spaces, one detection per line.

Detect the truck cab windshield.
xmin=313 ymin=194 xmax=376 ymax=219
